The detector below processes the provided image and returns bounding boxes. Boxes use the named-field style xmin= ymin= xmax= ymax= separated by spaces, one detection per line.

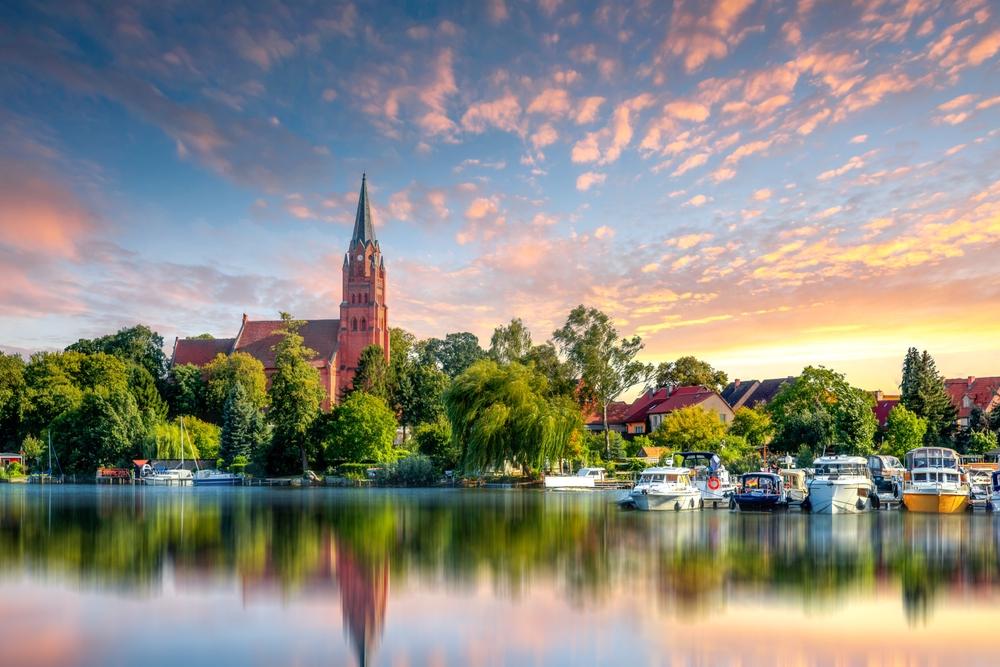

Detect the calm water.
xmin=1 ymin=486 xmax=998 ymax=666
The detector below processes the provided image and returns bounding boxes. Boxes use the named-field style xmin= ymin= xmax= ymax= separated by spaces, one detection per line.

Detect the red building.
xmin=170 ymin=174 xmax=389 ymax=408
xmin=944 ymin=376 xmax=1000 ymax=427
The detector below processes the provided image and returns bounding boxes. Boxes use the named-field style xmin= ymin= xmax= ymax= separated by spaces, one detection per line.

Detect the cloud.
xmin=530 ymin=123 xmax=559 ymax=148
xmin=672 ymin=152 xmax=710 ymax=177
xmin=594 ymin=225 xmax=614 ymax=239
xmin=461 ymin=94 xmax=523 ymax=134
xmin=817 ymin=155 xmax=866 ymax=181
xmin=967 ymin=29 xmax=1000 ymax=66
xmin=685 ymin=194 xmax=711 ymax=207
xmin=570 ymin=94 xmax=653 ymax=164
xmin=465 ymin=196 xmax=499 ymax=219
xmin=527 ymin=89 xmax=571 ymax=116
xmin=664 ymin=100 xmax=711 ymax=122
xmin=850 ymin=134 xmax=868 ymax=144
xmin=662 ymin=0 xmax=755 ymax=72
xmin=576 ymin=171 xmax=606 ymax=191
xmin=752 ymin=188 xmax=772 ymax=201
xmin=575 ymin=96 xmax=606 ymax=124
xmin=487 ymin=0 xmax=509 ymax=24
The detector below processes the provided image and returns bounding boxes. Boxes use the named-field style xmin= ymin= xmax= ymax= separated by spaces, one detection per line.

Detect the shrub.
xmin=378 ymin=454 xmax=438 ymax=487
xmin=6 ymin=461 xmax=24 ymax=477
xmin=336 ymin=462 xmax=372 ymax=480
xmin=230 ymin=455 xmax=249 ymax=474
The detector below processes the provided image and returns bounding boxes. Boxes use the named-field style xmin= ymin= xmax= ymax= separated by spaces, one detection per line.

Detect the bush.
xmin=6 ymin=461 xmax=24 ymax=477
xmin=230 ymin=455 xmax=249 ymax=474
xmin=378 ymin=454 xmax=438 ymax=486
xmin=414 ymin=417 xmax=458 ymax=472
xmin=336 ymin=463 xmax=372 ymax=480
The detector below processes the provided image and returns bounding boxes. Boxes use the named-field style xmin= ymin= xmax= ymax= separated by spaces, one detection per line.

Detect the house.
xmin=171 ymin=175 xmax=390 ymax=409
xmin=584 ymin=401 xmax=630 ymax=433
xmin=646 ymin=386 xmax=735 ymax=432
xmin=622 ymin=388 xmax=670 ymax=435
xmin=636 ymin=446 xmax=669 ymax=463
xmin=871 ymin=390 xmax=900 ymax=429
xmin=587 ymin=385 xmax=736 ymax=438
xmin=944 ymin=376 xmax=1000 ymax=427
xmin=720 ymin=376 xmax=796 ymax=409
xmin=0 ymin=453 xmax=23 ymax=467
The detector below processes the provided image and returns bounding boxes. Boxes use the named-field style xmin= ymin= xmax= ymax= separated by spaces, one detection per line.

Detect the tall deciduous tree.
xmin=489 ymin=318 xmax=533 ymax=365
xmin=324 ymin=392 xmax=397 ymax=464
xmin=729 ymin=405 xmax=773 ymax=449
xmin=128 ymin=364 xmax=168 ymax=433
xmin=653 ymin=356 xmax=728 ymax=392
xmin=649 ymin=405 xmax=727 ymax=451
xmin=883 ymin=405 xmax=927 ymax=459
xmin=522 ymin=343 xmax=577 ymax=398
xmin=66 ymin=324 xmax=167 ymax=380
xmin=444 ymin=360 xmax=582 ymax=473
xmin=0 ymin=352 xmax=25 ymax=449
xmin=418 ymin=332 xmax=485 ymax=377
xmin=204 ymin=352 xmax=268 ymax=422
xmin=267 ymin=313 xmax=325 ymax=474
xmin=50 ymin=390 xmax=145 ymax=474
xmin=220 ymin=382 xmax=266 ymax=466
xmin=165 ymin=363 xmax=206 ymax=418
xmin=768 ymin=366 xmax=877 ymax=455
xmin=899 ymin=348 xmax=957 ymax=445
xmin=552 ymin=305 xmax=651 ymax=456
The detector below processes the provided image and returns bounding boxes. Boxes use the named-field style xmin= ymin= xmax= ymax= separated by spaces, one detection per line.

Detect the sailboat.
xmin=143 ymin=419 xmax=196 ymax=486
xmin=28 ymin=432 xmax=63 ymax=484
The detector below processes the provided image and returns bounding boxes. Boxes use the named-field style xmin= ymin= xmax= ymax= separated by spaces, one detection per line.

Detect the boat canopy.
xmin=676 ymin=451 xmax=721 ymax=470
xmin=905 ymin=447 xmax=960 ymax=471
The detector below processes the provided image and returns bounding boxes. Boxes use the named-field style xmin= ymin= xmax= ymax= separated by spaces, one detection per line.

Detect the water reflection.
xmin=0 ymin=486 xmax=999 ymax=666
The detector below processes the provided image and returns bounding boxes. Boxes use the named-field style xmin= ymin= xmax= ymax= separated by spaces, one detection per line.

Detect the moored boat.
xmin=778 ymin=468 xmax=809 ymax=505
xmin=193 ymin=469 xmax=243 ymax=486
xmin=805 ymin=455 xmax=877 ymax=514
xmin=733 ymin=472 xmax=787 ymax=511
xmin=676 ymin=451 xmax=736 ymax=508
xmin=990 ymin=471 xmax=1000 ymax=512
xmin=628 ymin=467 xmax=702 ymax=511
xmin=902 ymin=446 xmax=969 ymax=513
xmin=867 ymin=454 xmax=905 ymax=504
xmin=544 ymin=467 xmax=605 ymax=489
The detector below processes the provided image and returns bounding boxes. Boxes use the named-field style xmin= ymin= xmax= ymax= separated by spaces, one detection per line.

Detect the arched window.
xmin=361 ymin=318 xmax=367 ymax=331
xmin=351 ymin=318 xmax=358 ymax=331
xmin=351 ymin=294 xmax=355 ymax=304
xmin=364 ymin=293 xmax=369 ymax=303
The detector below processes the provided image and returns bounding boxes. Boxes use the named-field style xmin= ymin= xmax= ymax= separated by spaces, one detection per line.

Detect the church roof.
xmin=234 ymin=319 xmax=340 ymax=369
xmin=171 ymin=337 xmax=235 ymax=366
xmin=351 ymin=173 xmax=376 ymax=246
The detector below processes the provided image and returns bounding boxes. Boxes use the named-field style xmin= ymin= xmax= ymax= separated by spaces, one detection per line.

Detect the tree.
xmin=66 ymin=324 xmax=167 ymax=380
xmin=552 ymin=305 xmax=651 ymax=456
xmin=0 ymin=352 xmax=25 ymax=449
xmin=489 ymin=318 xmax=533 ymax=364
xmin=351 ymin=345 xmax=390 ymax=401
xmin=883 ymin=405 xmax=927 ymax=459
xmin=729 ymin=405 xmax=773 ymax=449
xmin=522 ymin=343 xmax=577 ymax=398
xmin=414 ymin=416 xmax=458 ymax=472
xmin=653 ymin=356 xmax=728 ymax=392
xmin=152 ymin=416 xmax=220 ymax=460
xmin=444 ymin=360 xmax=583 ymax=473
xmin=50 ymin=390 xmax=145 ymax=474
xmin=204 ymin=352 xmax=268 ymax=422
xmin=325 ymin=392 xmax=397 ymax=464
xmin=768 ymin=366 xmax=877 ymax=455
xmin=128 ymin=364 xmax=168 ymax=434
xmin=967 ymin=429 xmax=998 ymax=456
xmin=899 ymin=348 xmax=957 ymax=445
xmin=418 ymin=332 xmax=485 ymax=377
xmin=649 ymin=405 xmax=727 ymax=451
xmin=267 ymin=313 xmax=325 ymax=474
xmin=716 ymin=434 xmax=760 ymax=474
xmin=219 ymin=382 xmax=266 ymax=466
xmin=21 ymin=434 xmax=44 ymax=470
xmin=165 ymin=363 xmax=206 ymax=418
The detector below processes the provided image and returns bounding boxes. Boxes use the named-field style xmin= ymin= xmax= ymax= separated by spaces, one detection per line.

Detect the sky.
xmin=0 ymin=0 xmax=999 ymax=392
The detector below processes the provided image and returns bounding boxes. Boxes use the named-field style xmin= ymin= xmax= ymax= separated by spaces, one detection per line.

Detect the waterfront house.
xmin=720 ymin=377 xmax=796 ymax=410
xmin=944 ymin=376 xmax=1000 ymax=427
xmin=584 ymin=401 xmax=630 ymax=433
xmin=645 ymin=386 xmax=735 ymax=432
xmin=872 ymin=390 xmax=901 ymax=429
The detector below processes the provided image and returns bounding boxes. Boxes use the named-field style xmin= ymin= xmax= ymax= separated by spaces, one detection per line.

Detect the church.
xmin=170 ymin=174 xmax=390 ymax=408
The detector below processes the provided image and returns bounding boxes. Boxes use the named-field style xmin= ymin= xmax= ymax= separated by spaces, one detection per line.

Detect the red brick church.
xmin=170 ymin=174 xmax=389 ymax=408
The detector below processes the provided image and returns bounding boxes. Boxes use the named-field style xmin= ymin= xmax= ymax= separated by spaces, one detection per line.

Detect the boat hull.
xmin=734 ymin=495 xmax=786 ymax=512
xmin=808 ymin=482 xmax=872 ymax=514
xmin=144 ymin=478 xmax=192 ymax=486
xmin=544 ymin=476 xmax=596 ymax=489
xmin=631 ymin=490 xmax=702 ymax=511
xmin=903 ymin=490 xmax=968 ymax=513
xmin=193 ymin=477 xmax=242 ymax=486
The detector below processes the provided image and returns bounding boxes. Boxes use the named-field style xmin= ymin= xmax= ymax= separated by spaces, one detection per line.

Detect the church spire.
xmin=351 ymin=173 xmax=376 ymax=246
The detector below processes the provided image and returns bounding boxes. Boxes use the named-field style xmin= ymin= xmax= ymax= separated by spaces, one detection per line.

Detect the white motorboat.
xmin=544 ymin=467 xmax=606 ymax=489
xmin=193 ymin=469 xmax=243 ymax=486
xmin=676 ymin=451 xmax=737 ymax=508
xmin=867 ymin=454 xmax=905 ymax=504
xmin=990 ymin=471 xmax=1000 ymax=512
xmin=628 ymin=466 xmax=703 ymax=511
xmin=805 ymin=455 xmax=877 ymax=514
xmin=966 ymin=467 xmax=993 ymax=509
xmin=142 ymin=418 xmax=196 ymax=487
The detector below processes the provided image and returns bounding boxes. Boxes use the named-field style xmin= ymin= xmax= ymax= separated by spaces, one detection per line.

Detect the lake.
xmin=0 ymin=486 xmax=998 ymax=666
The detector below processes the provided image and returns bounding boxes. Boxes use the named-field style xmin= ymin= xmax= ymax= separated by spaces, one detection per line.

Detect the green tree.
xmin=66 ymin=324 xmax=167 ymax=380
xmin=729 ymin=405 xmax=773 ymax=449
xmin=165 ymin=363 xmax=206 ymax=418
xmin=768 ymin=366 xmax=877 ymax=455
xmin=219 ymin=382 xmax=266 ymax=466
xmin=522 ymin=343 xmax=577 ymax=398
xmin=50 ymin=390 xmax=145 ymax=474
xmin=351 ymin=345 xmax=390 ymax=401
xmin=899 ymin=348 xmax=957 ymax=445
xmin=444 ymin=360 xmax=583 ymax=473
xmin=553 ymin=305 xmax=651 ymax=456
xmin=414 ymin=416 xmax=458 ymax=472
xmin=716 ymin=433 xmax=760 ymax=474
xmin=418 ymin=332 xmax=485 ymax=377
xmin=653 ymin=356 xmax=728 ymax=392
xmin=267 ymin=313 xmax=325 ymax=474
xmin=650 ymin=405 xmax=727 ymax=451
xmin=883 ymin=405 xmax=927 ymax=459
xmin=967 ymin=429 xmax=998 ymax=456
xmin=152 ymin=416 xmax=220 ymax=460
xmin=21 ymin=434 xmax=45 ymax=470
xmin=128 ymin=364 xmax=168 ymax=433
xmin=0 ymin=352 xmax=25 ymax=449
xmin=204 ymin=352 xmax=268 ymax=422
xmin=325 ymin=392 xmax=397 ymax=464
xmin=489 ymin=318 xmax=533 ymax=364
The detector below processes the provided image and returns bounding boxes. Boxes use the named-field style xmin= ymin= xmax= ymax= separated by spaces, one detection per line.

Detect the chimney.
xmin=242 ymin=313 xmax=248 ymax=324
xmin=969 ymin=376 xmax=976 ymax=388
xmin=734 ymin=379 xmax=741 ymax=388
xmin=874 ymin=389 xmax=884 ymax=401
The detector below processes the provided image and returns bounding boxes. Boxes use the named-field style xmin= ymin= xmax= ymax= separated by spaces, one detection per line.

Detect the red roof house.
xmin=944 ymin=376 xmax=1000 ymax=427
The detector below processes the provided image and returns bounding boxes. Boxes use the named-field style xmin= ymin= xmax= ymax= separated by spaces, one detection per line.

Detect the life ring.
xmin=707 ymin=476 xmax=721 ymax=491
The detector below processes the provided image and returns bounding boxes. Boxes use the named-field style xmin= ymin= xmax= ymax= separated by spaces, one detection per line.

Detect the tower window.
xmin=351 ymin=318 xmax=358 ymax=331
xmin=365 ymin=293 xmax=369 ymax=303
xmin=361 ymin=317 xmax=367 ymax=331
xmin=351 ymin=294 xmax=355 ymax=304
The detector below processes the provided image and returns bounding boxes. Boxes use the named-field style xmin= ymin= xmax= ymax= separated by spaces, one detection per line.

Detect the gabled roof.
xmin=874 ymin=399 xmax=899 ymax=428
xmin=647 ymin=385 xmax=719 ymax=415
xmin=944 ymin=376 xmax=1000 ymax=418
xmin=623 ymin=387 xmax=669 ymax=423
xmin=721 ymin=379 xmax=759 ymax=409
xmin=171 ymin=338 xmax=235 ymax=367
xmin=351 ymin=173 xmax=376 ymax=246
xmin=585 ymin=400 xmax=631 ymax=426
xmin=637 ymin=446 xmax=669 ymax=460
xmin=743 ymin=376 xmax=796 ymax=407
xmin=235 ymin=319 xmax=340 ymax=369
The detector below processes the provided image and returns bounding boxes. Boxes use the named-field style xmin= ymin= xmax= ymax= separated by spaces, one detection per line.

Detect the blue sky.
xmin=1 ymin=0 xmax=999 ymax=389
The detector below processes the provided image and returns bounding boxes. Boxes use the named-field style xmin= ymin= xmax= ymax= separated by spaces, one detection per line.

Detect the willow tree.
xmin=443 ymin=360 xmax=582 ymax=474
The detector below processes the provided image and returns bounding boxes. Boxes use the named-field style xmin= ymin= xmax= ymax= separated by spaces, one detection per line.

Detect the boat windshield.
xmin=639 ymin=473 xmax=682 ymax=484
xmin=909 ymin=449 xmax=958 ymax=470
xmin=912 ymin=471 xmax=961 ymax=483
xmin=815 ymin=463 xmax=868 ymax=477
xmin=743 ymin=476 xmax=777 ymax=491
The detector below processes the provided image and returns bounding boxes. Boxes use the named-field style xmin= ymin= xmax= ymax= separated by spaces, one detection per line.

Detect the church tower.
xmin=337 ymin=174 xmax=390 ymax=398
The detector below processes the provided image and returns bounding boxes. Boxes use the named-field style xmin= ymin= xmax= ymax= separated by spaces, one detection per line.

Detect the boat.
xmin=966 ymin=467 xmax=993 ymax=509
xmin=990 ymin=471 xmax=1000 ymax=512
xmin=676 ymin=451 xmax=737 ymax=508
xmin=193 ymin=469 xmax=243 ymax=486
xmin=544 ymin=467 xmax=606 ymax=489
xmin=732 ymin=472 xmax=788 ymax=511
xmin=778 ymin=468 xmax=809 ymax=505
xmin=628 ymin=466 xmax=703 ymax=511
xmin=901 ymin=446 xmax=969 ymax=513
xmin=867 ymin=454 xmax=905 ymax=504
xmin=805 ymin=455 xmax=877 ymax=514
xmin=142 ymin=418 xmax=196 ymax=486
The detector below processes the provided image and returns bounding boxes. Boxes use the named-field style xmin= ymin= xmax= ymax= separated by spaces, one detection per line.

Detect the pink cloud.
xmin=461 ymin=94 xmax=523 ymax=134
xmin=575 ymin=171 xmax=606 ymax=191
xmin=527 ymin=88 xmax=571 ymax=116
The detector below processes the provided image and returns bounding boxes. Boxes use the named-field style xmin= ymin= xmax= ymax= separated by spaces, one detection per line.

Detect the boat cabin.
xmin=813 ymin=456 xmax=870 ymax=478
xmin=867 ymin=455 xmax=903 ymax=478
xmin=905 ymin=447 xmax=960 ymax=471
xmin=740 ymin=472 xmax=783 ymax=494
xmin=575 ymin=467 xmax=606 ymax=480
xmin=779 ymin=469 xmax=807 ymax=493
xmin=676 ymin=451 xmax=720 ymax=468
xmin=636 ymin=467 xmax=692 ymax=486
